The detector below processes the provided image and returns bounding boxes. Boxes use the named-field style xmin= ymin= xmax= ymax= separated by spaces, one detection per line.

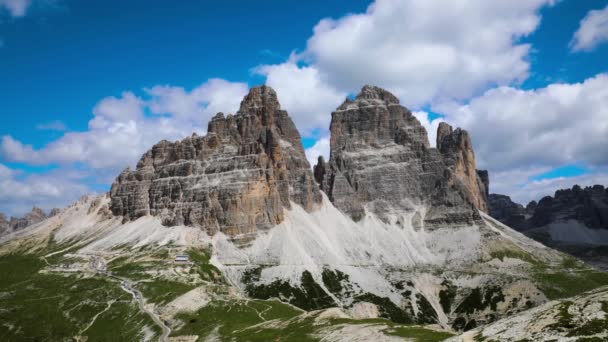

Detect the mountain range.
xmin=1 ymin=85 xmax=607 ymax=342
xmin=489 ymin=186 xmax=608 ymax=271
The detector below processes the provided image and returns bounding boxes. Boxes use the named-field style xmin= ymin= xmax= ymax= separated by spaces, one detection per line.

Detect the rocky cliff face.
xmin=490 ymin=185 xmax=608 ymax=233
xmin=530 ymin=185 xmax=608 ymax=229
xmin=315 ymin=85 xmax=488 ymax=227
xmin=437 ymin=122 xmax=489 ymax=213
xmin=110 ymin=85 xmax=321 ymax=236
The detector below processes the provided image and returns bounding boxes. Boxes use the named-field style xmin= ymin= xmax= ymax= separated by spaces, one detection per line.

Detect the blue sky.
xmin=1 ymin=0 xmax=368 ymax=147
xmin=1 ymin=0 xmax=608 ymax=215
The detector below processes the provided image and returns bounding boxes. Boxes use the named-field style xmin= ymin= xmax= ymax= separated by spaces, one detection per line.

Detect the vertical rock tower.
xmin=110 ymin=85 xmax=321 ymax=236
xmin=437 ymin=122 xmax=490 ymax=213
xmin=316 ymin=85 xmax=488 ymax=227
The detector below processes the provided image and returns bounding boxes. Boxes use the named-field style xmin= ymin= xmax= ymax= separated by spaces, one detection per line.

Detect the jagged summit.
xmin=110 ymin=85 xmax=321 ymax=236
xmin=355 ymin=84 xmax=400 ymax=104
xmin=490 ymin=184 xmax=608 ymax=232
xmin=318 ymin=85 xmax=488 ymax=225
xmin=0 ymin=206 xmax=51 ymax=236
xmin=238 ymin=84 xmax=281 ymax=113
xmin=337 ymin=84 xmax=400 ymax=111
xmin=111 ymin=84 xmax=489 ymax=234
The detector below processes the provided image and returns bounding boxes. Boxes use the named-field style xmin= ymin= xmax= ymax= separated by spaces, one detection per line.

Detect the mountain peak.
xmin=355 ymin=85 xmax=400 ymax=104
xmin=319 ymin=88 xmax=488 ymax=225
xmin=238 ymin=85 xmax=280 ymax=113
xmin=110 ymin=85 xmax=320 ymax=235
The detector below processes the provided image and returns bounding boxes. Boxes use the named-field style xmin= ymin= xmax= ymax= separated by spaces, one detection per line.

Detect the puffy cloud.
xmin=90 ymin=91 xmax=144 ymax=125
xmin=1 ymin=136 xmax=40 ymax=162
xmin=1 ymin=79 xmax=248 ymax=170
xmin=0 ymin=0 xmax=31 ymax=17
xmin=435 ymin=74 xmax=608 ymax=172
xmin=255 ymin=61 xmax=346 ymax=135
xmin=298 ymin=0 xmax=552 ymax=108
xmin=146 ymin=78 xmax=248 ymax=120
xmin=0 ymin=163 xmax=91 ymax=216
xmin=255 ymin=0 xmax=554 ymax=139
xmin=1 ymin=78 xmax=248 ymax=215
xmin=304 ymin=137 xmax=330 ymax=167
xmin=571 ymin=5 xmax=608 ymax=52
xmin=407 ymin=74 xmax=608 ymax=203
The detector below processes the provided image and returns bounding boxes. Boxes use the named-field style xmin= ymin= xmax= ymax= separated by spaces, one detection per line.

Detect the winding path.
xmin=114 ymin=274 xmax=171 ymax=342
xmin=87 ymin=255 xmax=172 ymax=342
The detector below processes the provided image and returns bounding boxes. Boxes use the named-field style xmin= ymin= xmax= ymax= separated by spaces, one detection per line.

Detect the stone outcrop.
xmin=436 ymin=122 xmax=489 ymax=213
xmin=530 ymin=185 xmax=608 ymax=229
xmin=316 ymin=85 xmax=487 ymax=227
xmin=110 ymin=85 xmax=321 ymax=236
xmin=313 ymin=156 xmax=327 ymax=190
xmin=0 ymin=207 xmax=49 ymax=236
xmin=489 ymin=185 xmax=608 ymax=270
xmin=490 ymin=185 xmax=608 ymax=232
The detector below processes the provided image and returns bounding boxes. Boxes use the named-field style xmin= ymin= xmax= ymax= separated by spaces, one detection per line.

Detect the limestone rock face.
xmin=10 ymin=207 xmax=47 ymax=230
xmin=110 ymin=85 xmax=321 ymax=236
xmin=318 ymin=85 xmax=485 ymax=227
xmin=436 ymin=122 xmax=489 ymax=213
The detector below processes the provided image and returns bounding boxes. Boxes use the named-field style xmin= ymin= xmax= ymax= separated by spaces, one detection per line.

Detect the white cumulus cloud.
xmin=571 ymin=5 xmax=608 ymax=52
xmin=0 ymin=79 xmax=249 ymax=214
xmin=258 ymin=0 xmax=554 ymax=115
xmin=147 ymin=78 xmax=248 ymax=120
xmin=0 ymin=163 xmax=91 ymax=216
xmin=408 ymin=74 xmax=608 ymax=202
xmin=255 ymin=60 xmax=346 ymax=136
xmin=435 ymin=74 xmax=608 ymax=173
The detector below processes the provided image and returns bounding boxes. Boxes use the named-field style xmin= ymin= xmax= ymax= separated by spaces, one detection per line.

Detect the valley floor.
xmin=2 ymin=196 xmax=608 ymax=341
xmin=0 ymin=240 xmax=455 ymax=342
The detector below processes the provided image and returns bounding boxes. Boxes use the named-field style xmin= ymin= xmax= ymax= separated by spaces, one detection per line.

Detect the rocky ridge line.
xmin=490 ymin=184 xmax=608 ymax=232
xmin=0 ymin=206 xmax=58 ymax=236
